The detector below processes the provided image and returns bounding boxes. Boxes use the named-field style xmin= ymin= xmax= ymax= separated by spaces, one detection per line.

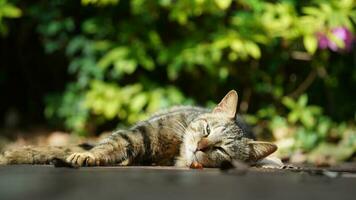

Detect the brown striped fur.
xmin=0 ymin=90 xmax=278 ymax=168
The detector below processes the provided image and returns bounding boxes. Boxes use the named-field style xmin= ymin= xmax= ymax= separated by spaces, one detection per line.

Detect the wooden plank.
xmin=0 ymin=165 xmax=355 ymax=200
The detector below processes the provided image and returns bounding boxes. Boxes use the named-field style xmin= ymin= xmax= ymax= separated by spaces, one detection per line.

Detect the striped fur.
xmin=0 ymin=90 xmax=278 ymax=168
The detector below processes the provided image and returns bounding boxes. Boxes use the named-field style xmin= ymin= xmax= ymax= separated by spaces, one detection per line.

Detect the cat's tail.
xmin=0 ymin=143 xmax=94 ymax=165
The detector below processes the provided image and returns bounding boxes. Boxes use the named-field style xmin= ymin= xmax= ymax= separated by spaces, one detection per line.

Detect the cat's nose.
xmin=196 ymin=138 xmax=210 ymax=152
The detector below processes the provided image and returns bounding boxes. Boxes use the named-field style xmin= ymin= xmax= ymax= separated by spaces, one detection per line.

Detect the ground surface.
xmin=0 ymin=165 xmax=355 ymax=200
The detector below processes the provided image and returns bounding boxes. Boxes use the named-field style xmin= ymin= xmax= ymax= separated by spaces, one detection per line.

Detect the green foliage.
xmin=84 ymin=81 xmax=187 ymax=124
xmin=250 ymin=94 xmax=356 ymax=163
xmin=0 ymin=0 xmax=21 ymax=35
xmin=282 ymin=95 xmax=322 ymax=129
xmin=4 ymin=0 xmax=356 ymax=162
xmin=81 ymin=0 xmax=119 ymax=6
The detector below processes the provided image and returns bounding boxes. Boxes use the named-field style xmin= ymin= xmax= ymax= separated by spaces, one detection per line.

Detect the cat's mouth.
xmin=185 ymin=147 xmax=203 ymax=168
xmin=190 ymin=150 xmax=206 ymax=168
xmin=184 ymin=140 xmax=208 ymax=168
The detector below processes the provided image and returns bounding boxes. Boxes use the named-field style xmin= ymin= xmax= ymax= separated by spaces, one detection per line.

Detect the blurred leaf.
xmin=309 ymin=143 xmax=355 ymax=163
xmin=98 ymin=47 xmax=129 ymax=69
xmin=215 ymin=0 xmax=232 ymax=10
xmin=130 ymin=93 xmax=147 ymax=112
xmin=0 ymin=0 xmax=22 ymax=35
xmin=298 ymin=94 xmax=308 ymax=107
xmin=244 ymin=41 xmax=261 ymax=59
xmin=300 ymin=110 xmax=315 ymax=128
xmin=288 ymin=111 xmax=299 ymax=124
xmin=282 ymin=96 xmax=296 ymax=109
xmin=0 ymin=4 xmax=21 ymax=18
xmin=296 ymin=128 xmax=318 ymax=151
xmin=81 ymin=0 xmax=119 ymax=6
xmin=303 ymin=34 xmax=317 ymax=54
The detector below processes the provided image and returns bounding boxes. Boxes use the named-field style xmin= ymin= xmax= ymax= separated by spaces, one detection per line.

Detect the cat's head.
xmin=180 ymin=90 xmax=277 ymax=168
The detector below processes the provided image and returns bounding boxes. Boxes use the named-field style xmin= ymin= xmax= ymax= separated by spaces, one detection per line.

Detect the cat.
xmin=0 ymin=90 xmax=280 ymax=168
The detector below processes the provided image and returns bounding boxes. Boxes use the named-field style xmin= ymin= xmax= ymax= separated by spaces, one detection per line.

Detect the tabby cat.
xmin=0 ymin=90 xmax=279 ymax=168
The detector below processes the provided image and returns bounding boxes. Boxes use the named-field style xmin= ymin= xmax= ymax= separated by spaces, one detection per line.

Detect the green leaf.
xmin=298 ymin=94 xmax=308 ymax=107
xmin=301 ymin=110 xmax=315 ymax=128
xmin=244 ymin=41 xmax=261 ymax=59
xmin=302 ymin=7 xmax=322 ymax=16
xmin=309 ymin=106 xmax=322 ymax=115
xmin=218 ymin=67 xmax=229 ymax=80
xmin=81 ymin=0 xmax=119 ymax=6
xmin=130 ymin=93 xmax=147 ymax=112
xmin=288 ymin=111 xmax=299 ymax=124
xmin=113 ymin=59 xmax=137 ymax=74
xmin=215 ymin=0 xmax=232 ymax=10
xmin=303 ymin=133 xmax=318 ymax=150
xmin=303 ymin=34 xmax=317 ymax=54
xmin=317 ymin=118 xmax=331 ymax=137
xmin=282 ymin=96 xmax=296 ymax=109
xmin=97 ymin=47 xmax=129 ymax=69
xmin=230 ymin=39 xmax=243 ymax=52
xmin=0 ymin=4 xmax=22 ymax=18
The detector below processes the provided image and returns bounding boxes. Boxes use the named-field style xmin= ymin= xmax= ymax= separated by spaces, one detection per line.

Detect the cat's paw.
xmin=66 ymin=152 xmax=98 ymax=167
xmin=281 ymin=164 xmax=300 ymax=170
xmin=256 ymin=157 xmax=284 ymax=169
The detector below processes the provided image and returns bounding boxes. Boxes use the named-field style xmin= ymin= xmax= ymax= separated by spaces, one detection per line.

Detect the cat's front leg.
xmin=66 ymin=151 xmax=99 ymax=166
xmin=66 ymin=147 xmax=115 ymax=166
xmin=66 ymin=130 xmax=137 ymax=167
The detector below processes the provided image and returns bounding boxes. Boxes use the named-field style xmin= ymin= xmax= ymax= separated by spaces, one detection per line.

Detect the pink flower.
xmin=317 ymin=32 xmax=329 ymax=50
xmin=317 ymin=27 xmax=354 ymax=52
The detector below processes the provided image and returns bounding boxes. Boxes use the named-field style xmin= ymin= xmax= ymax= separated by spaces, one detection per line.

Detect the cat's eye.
xmin=204 ymin=124 xmax=210 ymax=136
xmin=214 ymin=146 xmax=229 ymax=156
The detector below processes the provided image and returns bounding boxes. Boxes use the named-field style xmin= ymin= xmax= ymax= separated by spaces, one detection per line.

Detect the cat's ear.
xmin=248 ymin=141 xmax=277 ymax=161
xmin=213 ymin=90 xmax=238 ymax=119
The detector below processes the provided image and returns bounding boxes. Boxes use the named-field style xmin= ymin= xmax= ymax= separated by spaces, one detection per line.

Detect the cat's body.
xmin=0 ymin=91 xmax=279 ymax=168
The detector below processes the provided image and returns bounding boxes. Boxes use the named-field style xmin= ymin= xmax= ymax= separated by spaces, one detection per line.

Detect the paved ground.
xmin=0 ymin=165 xmax=355 ymax=200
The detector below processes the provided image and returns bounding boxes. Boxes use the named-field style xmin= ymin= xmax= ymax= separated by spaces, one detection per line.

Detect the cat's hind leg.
xmin=255 ymin=157 xmax=284 ymax=169
xmin=1 ymin=145 xmax=87 ymax=165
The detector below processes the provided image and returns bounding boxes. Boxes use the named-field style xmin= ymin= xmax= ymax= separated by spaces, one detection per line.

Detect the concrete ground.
xmin=0 ymin=165 xmax=355 ymax=200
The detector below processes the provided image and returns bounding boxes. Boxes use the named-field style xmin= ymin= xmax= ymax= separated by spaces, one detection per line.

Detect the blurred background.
xmin=0 ymin=0 xmax=355 ymax=166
